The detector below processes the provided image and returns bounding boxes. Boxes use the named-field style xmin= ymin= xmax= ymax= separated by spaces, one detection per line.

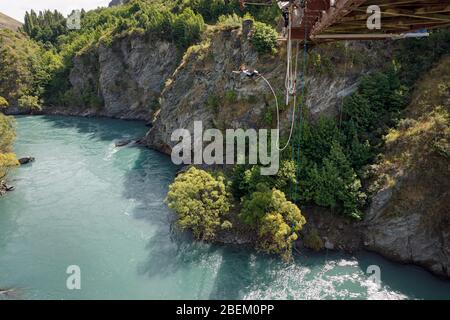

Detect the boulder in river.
xmin=115 ymin=140 xmax=131 ymax=147
xmin=18 ymin=156 xmax=35 ymax=165
xmin=0 ymin=182 xmax=15 ymax=195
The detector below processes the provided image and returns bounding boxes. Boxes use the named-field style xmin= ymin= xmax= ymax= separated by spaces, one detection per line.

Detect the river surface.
xmin=0 ymin=116 xmax=449 ymax=300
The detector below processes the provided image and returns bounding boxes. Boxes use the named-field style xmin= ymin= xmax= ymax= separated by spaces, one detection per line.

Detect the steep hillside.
xmin=45 ymin=33 xmax=179 ymax=120
xmin=145 ymin=22 xmax=387 ymax=153
xmin=0 ymin=29 xmax=61 ymax=114
xmin=363 ymin=56 xmax=450 ymax=277
xmin=0 ymin=12 xmax=22 ymax=31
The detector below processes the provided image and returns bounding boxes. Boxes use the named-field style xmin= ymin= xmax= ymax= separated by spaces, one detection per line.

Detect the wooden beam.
xmin=311 ymin=0 xmax=368 ymax=37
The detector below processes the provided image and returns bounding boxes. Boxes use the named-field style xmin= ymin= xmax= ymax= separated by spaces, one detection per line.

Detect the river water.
xmin=0 ymin=116 xmax=448 ymax=300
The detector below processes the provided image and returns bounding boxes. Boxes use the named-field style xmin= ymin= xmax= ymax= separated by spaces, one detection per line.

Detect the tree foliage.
xmin=396 ymin=28 xmax=450 ymax=87
xmin=21 ymin=10 xmax=68 ymax=46
xmin=241 ymin=185 xmax=306 ymax=260
xmin=165 ymin=167 xmax=232 ymax=241
xmin=0 ymin=96 xmax=8 ymax=109
xmin=251 ymin=21 xmax=278 ymax=55
xmin=0 ymin=29 xmax=62 ymax=108
xmin=178 ymin=0 xmax=280 ymax=25
xmin=231 ymin=160 xmax=296 ymax=199
xmin=0 ymin=114 xmax=18 ymax=181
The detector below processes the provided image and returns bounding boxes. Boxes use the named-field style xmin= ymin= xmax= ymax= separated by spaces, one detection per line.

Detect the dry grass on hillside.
xmin=370 ymin=55 xmax=449 ymax=218
xmin=0 ymin=12 xmax=22 ymax=31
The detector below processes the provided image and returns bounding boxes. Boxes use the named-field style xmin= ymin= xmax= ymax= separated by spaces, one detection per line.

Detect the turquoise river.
xmin=0 ymin=116 xmax=449 ymax=300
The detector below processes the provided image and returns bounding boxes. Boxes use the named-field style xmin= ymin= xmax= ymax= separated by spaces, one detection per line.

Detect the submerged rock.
xmin=115 ymin=140 xmax=131 ymax=147
xmin=18 ymin=156 xmax=35 ymax=165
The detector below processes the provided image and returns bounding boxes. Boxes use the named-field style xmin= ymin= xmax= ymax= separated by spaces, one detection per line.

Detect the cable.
xmin=285 ymin=6 xmax=297 ymax=105
xmin=259 ymin=74 xmax=297 ymax=152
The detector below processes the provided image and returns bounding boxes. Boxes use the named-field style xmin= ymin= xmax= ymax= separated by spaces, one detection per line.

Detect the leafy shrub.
xmin=0 ymin=113 xmax=17 ymax=181
xmin=172 ymin=8 xmax=205 ymax=49
xmin=0 ymin=113 xmax=15 ymax=153
xmin=0 ymin=152 xmax=19 ymax=181
xmin=217 ymin=13 xmax=243 ymax=29
xmin=22 ymin=10 xmax=68 ymax=46
xmin=303 ymin=229 xmax=324 ymax=251
xmin=165 ymin=167 xmax=232 ymax=241
xmin=180 ymin=0 xmax=279 ymax=25
xmin=0 ymin=96 xmax=8 ymax=109
xmin=224 ymin=90 xmax=238 ymax=104
xmin=396 ymin=28 xmax=450 ymax=87
xmin=252 ymin=21 xmax=278 ymax=55
xmin=240 ymin=185 xmax=306 ymax=260
xmin=18 ymin=95 xmax=42 ymax=111
xmin=231 ymin=160 xmax=296 ymax=199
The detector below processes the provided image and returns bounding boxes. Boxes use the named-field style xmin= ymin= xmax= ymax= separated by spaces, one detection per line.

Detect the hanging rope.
xmin=258 ymin=71 xmax=295 ymax=152
xmin=292 ymin=8 xmax=309 ymax=199
xmin=234 ymin=2 xmax=303 ymax=152
xmin=285 ymin=6 xmax=298 ymax=106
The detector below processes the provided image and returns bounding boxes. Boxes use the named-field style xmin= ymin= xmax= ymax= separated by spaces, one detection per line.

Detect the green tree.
xmin=165 ymin=167 xmax=232 ymax=241
xmin=230 ymin=160 xmax=296 ymax=199
xmin=22 ymin=10 xmax=68 ymax=46
xmin=18 ymin=95 xmax=42 ymax=111
xmin=173 ymin=8 xmax=205 ymax=49
xmin=0 ymin=114 xmax=18 ymax=182
xmin=241 ymin=185 xmax=306 ymax=260
xmin=0 ymin=96 xmax=8 ymax=110
xmin=252 ymin=21 xmax=278 ymax=55
xmin=315 ymin=142 xmax=366 ymax=219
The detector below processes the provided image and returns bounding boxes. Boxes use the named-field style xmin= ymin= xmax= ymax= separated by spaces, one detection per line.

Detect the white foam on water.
xmin=103 ymin=143 xmax=119 ymax=161
xmin=242 ymin=257 xmax=411 ymax=300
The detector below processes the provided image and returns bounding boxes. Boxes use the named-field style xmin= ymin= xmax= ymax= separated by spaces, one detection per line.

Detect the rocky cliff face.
xmin=46 ymin=33 xmax=179 ymax=121
xmin=144 ymin=24 xmax=382 ymax=153
xmin=362 ymin=57 xmax=450 ymax=277
xmin=300 ymin=57 xmax=450 ymax=278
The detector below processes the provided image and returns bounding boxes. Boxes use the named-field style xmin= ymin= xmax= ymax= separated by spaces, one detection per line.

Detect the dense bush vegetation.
xmin=0 ymin=113 xmax=18 ymax=182
xmin=241 ymin=185 xmax=306 ymax=260
xmin=0 ymin=29 xmax=61 ymax=109
xmin=285 ymin=66 xmax=407 ymax=219
xmin=231 ymin=160 xmax=296 ymax=199
xmin=396 ymin=28 xmax=450 ymax=87
xmin=165 ymin=167 xmax=232 ymax=241
xmin=166 ymin=166 xmax=305 ymax=259
xmin=0 ymin=96 xmax=8 ymax=109
xmin=251 ymin=21 xmax=278 ymax=55
xmin=178 ymin=0 xmax=280 ymax=25
xmin=22 ymin=10 xmax=67 ymax=46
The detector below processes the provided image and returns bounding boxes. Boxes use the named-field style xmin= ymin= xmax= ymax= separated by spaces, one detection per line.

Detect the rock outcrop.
xmin=145 ymin=25 xmax=381 ymax=153
xmin=45 ymin=33 xmax=179 ymax=121
xmin=362 ymin=56 xmax=450 ymax=278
